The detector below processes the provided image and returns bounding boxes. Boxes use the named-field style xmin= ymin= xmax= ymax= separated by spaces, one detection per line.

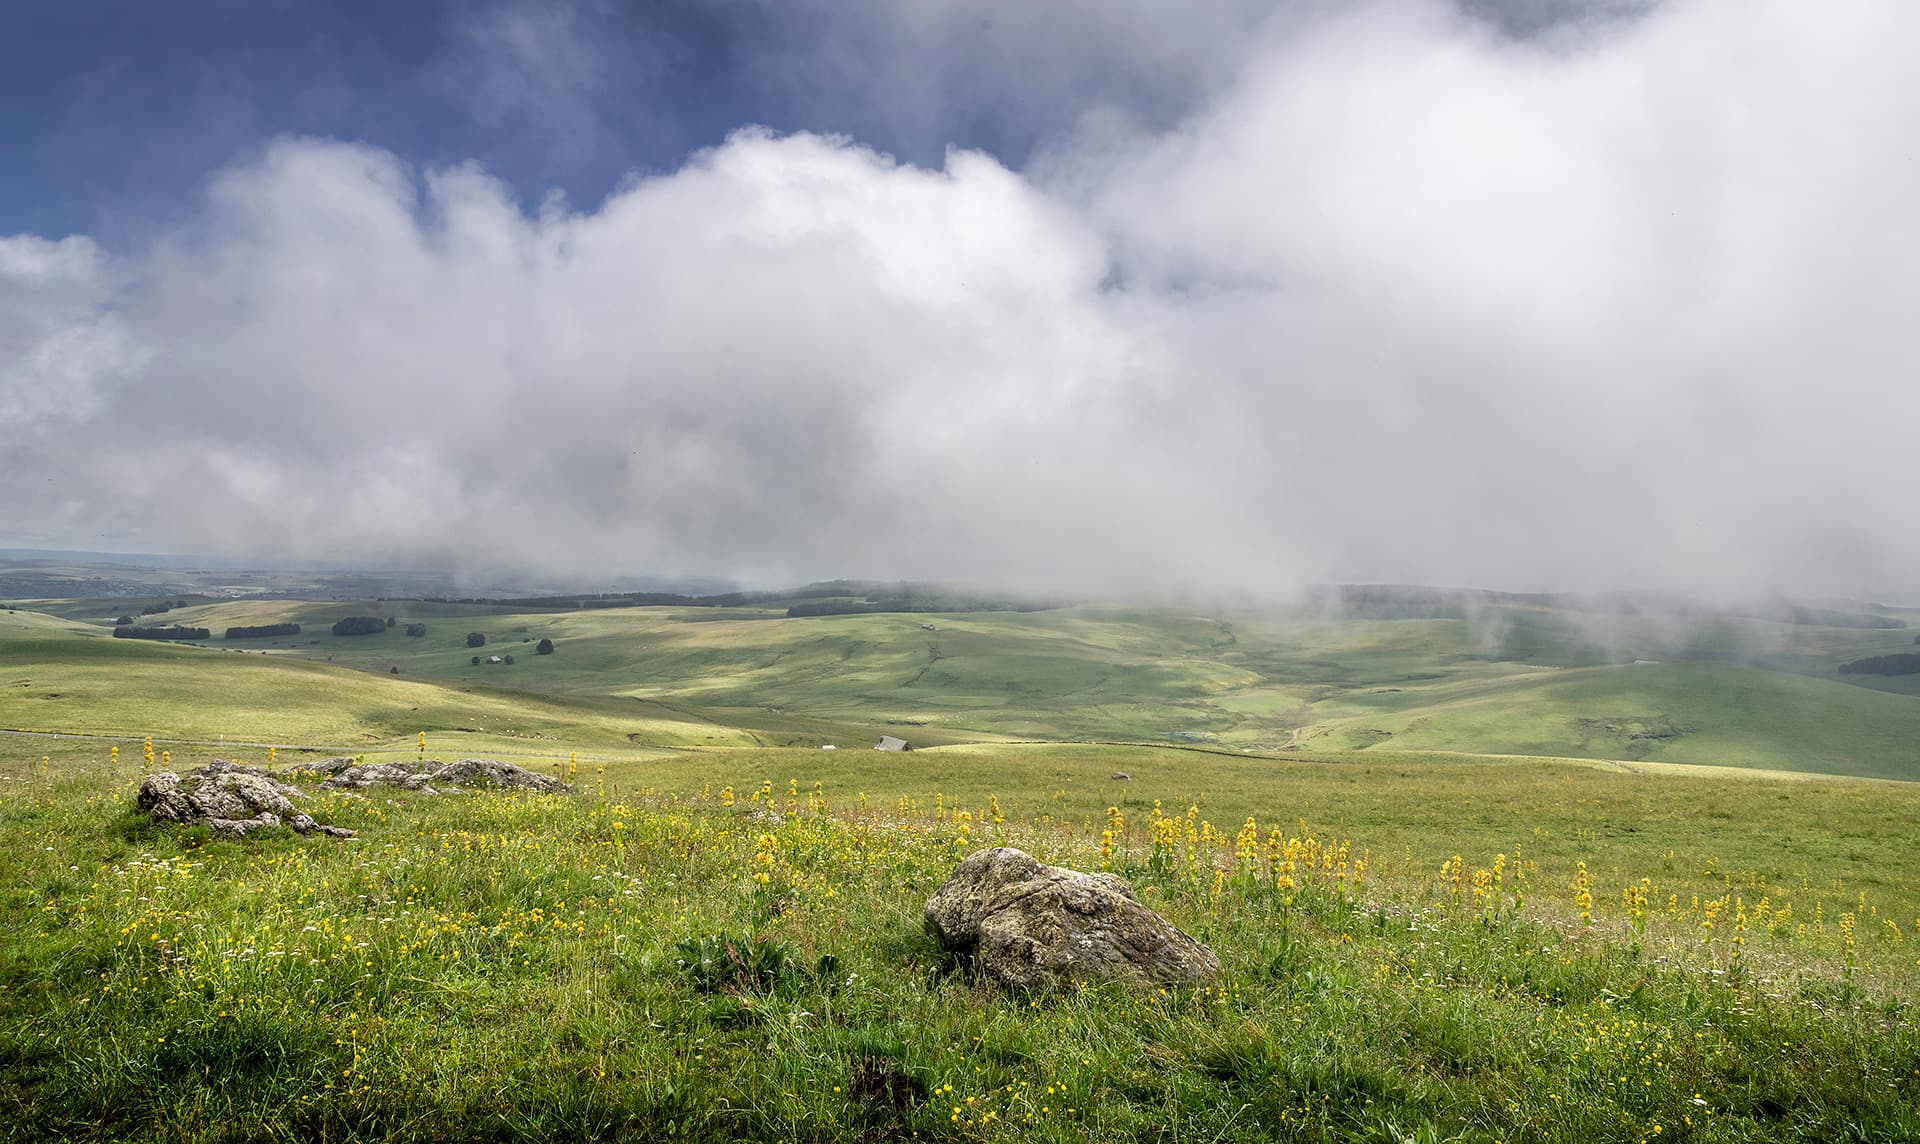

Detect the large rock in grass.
xmin=280 ymin=756 xmax=358 ymax=777
xmin=320 ymin=757 xmax=573 ymax=794
xmin=137 ymin=760 xmax=355 ymax=839
xmin=924 ymin=847 xmax=1220 ymax=990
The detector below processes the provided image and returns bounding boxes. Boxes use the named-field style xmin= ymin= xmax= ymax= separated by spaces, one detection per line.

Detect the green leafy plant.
xmin=674 ymin=932 xmax=795 ymax=994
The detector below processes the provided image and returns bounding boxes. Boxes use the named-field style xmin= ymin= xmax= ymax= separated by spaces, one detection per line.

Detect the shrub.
xmin=405 ymin=623 xmax=427 ymax=637
xmin=331 ymin=616 xmax=387 ymax=637
xmin=389 ymin=666 xmax=399 ymax=674
xmin=471 ymin=655 xmax=481 ymax=665
xmin=466 ymin=632 xmax=487 ymax=648
xmin=139 ymin=603 xmax=171 ymax=616
xmin=536 ymin=638 xmax=555 ymax=655
xmin=503 ymin=654 xmax=515 ymax=665
xmin=385 ymin=617 xmax=397 ymax=628
xmin=114 ymin=615 xmax=133 ymax=626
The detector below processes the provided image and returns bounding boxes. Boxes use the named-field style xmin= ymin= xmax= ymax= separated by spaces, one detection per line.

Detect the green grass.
xmin=90 ymin=597 xmax=1920 ymax=780
xmin=4 ymin=593 xmax=1920 ymax=1139
xmin=1291 ymin=663 xmax=1920 ymax=779
xmin=0 ymin=626 xmax=728 ymax=756
xmin=2 ymin=741 xmax=1916 ymax=1143
xmin=0 ymin=608 xmax=914 ymax=757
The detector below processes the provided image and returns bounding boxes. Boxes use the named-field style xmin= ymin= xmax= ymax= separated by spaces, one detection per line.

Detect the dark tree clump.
xmin=390 ymin=665 xmax=400 ymax=674
xmin=385 ymin=617 xmax=397 ymax=628
xmin=466 ymin=632 xmax=487 ymax=648
xmin=503 ymin=655 xmax=515 ymax=665
xmin=405 ymin=623 xmax=427 ymax=637
xmin=113 ymin=625 xmax=210 ymax=641
xmin=226 ymin=623 xmax=301 ymax=639
xmin=471 ymin=655 xmax=482 ymax=665
xmin=115 ymin=615 xmax=134 ymax=626
xmin=536 ymin=638 xmax=555 ymax=655
xmin=140 ymin=603 xmax=171 ymax=616
xmin=1838 ymin=652 xmax=1920 ymax=676
xmin=331 ymin=616 xmax=388 ymax=636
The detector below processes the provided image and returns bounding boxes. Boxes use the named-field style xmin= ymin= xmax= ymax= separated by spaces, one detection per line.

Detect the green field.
xmin=14 ymin=594 xmax=1920 ymax=778
xmin=2 ymin=592 xmax=1918 ymax=1140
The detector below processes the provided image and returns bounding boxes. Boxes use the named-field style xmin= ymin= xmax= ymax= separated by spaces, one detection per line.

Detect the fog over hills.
xmin=3 ymin=0 xmax=1916 ymax=600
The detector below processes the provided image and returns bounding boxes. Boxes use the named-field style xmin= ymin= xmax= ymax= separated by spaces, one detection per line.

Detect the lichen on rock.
xmin=320 ymin=758 xmax=573 ymax=794
xmin=924 ymin=846 xmax=1220 ymax=990
xmin=136 ymin=760 xmax=354 ymax=839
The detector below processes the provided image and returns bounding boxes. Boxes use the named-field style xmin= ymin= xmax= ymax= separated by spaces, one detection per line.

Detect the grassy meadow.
xmin=2 ymin=593 xmax=1918 ymax=1140
xmin=21 ymin=594 xmax=1920 ymax=777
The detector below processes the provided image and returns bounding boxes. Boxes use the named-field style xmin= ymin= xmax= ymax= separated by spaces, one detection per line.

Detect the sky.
xmin=2 ymin=0 xmax=1916 ymax=599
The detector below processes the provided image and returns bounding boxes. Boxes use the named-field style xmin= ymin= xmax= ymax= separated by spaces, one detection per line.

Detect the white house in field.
xmin=875 ymin=735 xmax=910 ymax=752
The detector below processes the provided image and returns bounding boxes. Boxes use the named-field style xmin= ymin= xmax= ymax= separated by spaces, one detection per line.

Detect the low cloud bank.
xmin=3 ymin=0 xmax=1917 ymax=599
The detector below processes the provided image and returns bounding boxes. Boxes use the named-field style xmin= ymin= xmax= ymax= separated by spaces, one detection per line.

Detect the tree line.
xmin=225 ymin=623 xmax=301 ymax=639
xmin=1838 ymin=652 xmax=1920 ymax=676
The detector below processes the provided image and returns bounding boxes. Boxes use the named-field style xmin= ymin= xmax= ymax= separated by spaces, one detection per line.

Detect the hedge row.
xmin=225 ymin=623 xmax=301 ymax=639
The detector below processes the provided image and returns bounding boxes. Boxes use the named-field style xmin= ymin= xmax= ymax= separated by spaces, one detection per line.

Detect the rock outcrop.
xmin=137 ymin=760 xmax=355 ymax=839
xmin=924 ymin=847 xmax=1220 ymax=990
xmin=136 ymin=756 xmax=572 ymax=837
xmin=320 ymin=758 xmax=574 ymax=794
xmin=280 ymin=757 xmax=358 ymax=777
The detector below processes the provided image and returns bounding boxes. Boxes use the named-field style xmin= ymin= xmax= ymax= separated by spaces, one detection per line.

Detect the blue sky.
xmin=4 ymin=2 xmax=1917 ymax=597
xmin=3 ymin=0 xmax=1598 ymax=244
xmin=6 ymin=2 xmax=769 ymax=242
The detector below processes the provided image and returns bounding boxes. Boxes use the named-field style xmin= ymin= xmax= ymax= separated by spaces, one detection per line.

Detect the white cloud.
xmin=440 ymin=0 xmax=627 ymax=170
xmin=0 ymin=234 xmax=145 ymax=433
xmin=2 ymin=0 xmax=1917 ymax=598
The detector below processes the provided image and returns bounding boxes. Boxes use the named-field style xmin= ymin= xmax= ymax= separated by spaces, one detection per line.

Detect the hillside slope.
xmin=10 ymin=598 xmax=1920 ymax=780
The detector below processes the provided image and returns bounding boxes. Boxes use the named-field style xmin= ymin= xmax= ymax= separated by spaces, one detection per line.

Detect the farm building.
xmin=875 ymin=735 xmax=911 ymax=751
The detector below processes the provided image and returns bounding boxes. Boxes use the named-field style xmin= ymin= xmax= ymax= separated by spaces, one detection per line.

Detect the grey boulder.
xmin=320 ymin=757 xmax=573 ymax=794
xmin=137 ymin=760 xmax=354 ymax=839
xmin=924 ymin=847 xmax=1220 ymax=990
